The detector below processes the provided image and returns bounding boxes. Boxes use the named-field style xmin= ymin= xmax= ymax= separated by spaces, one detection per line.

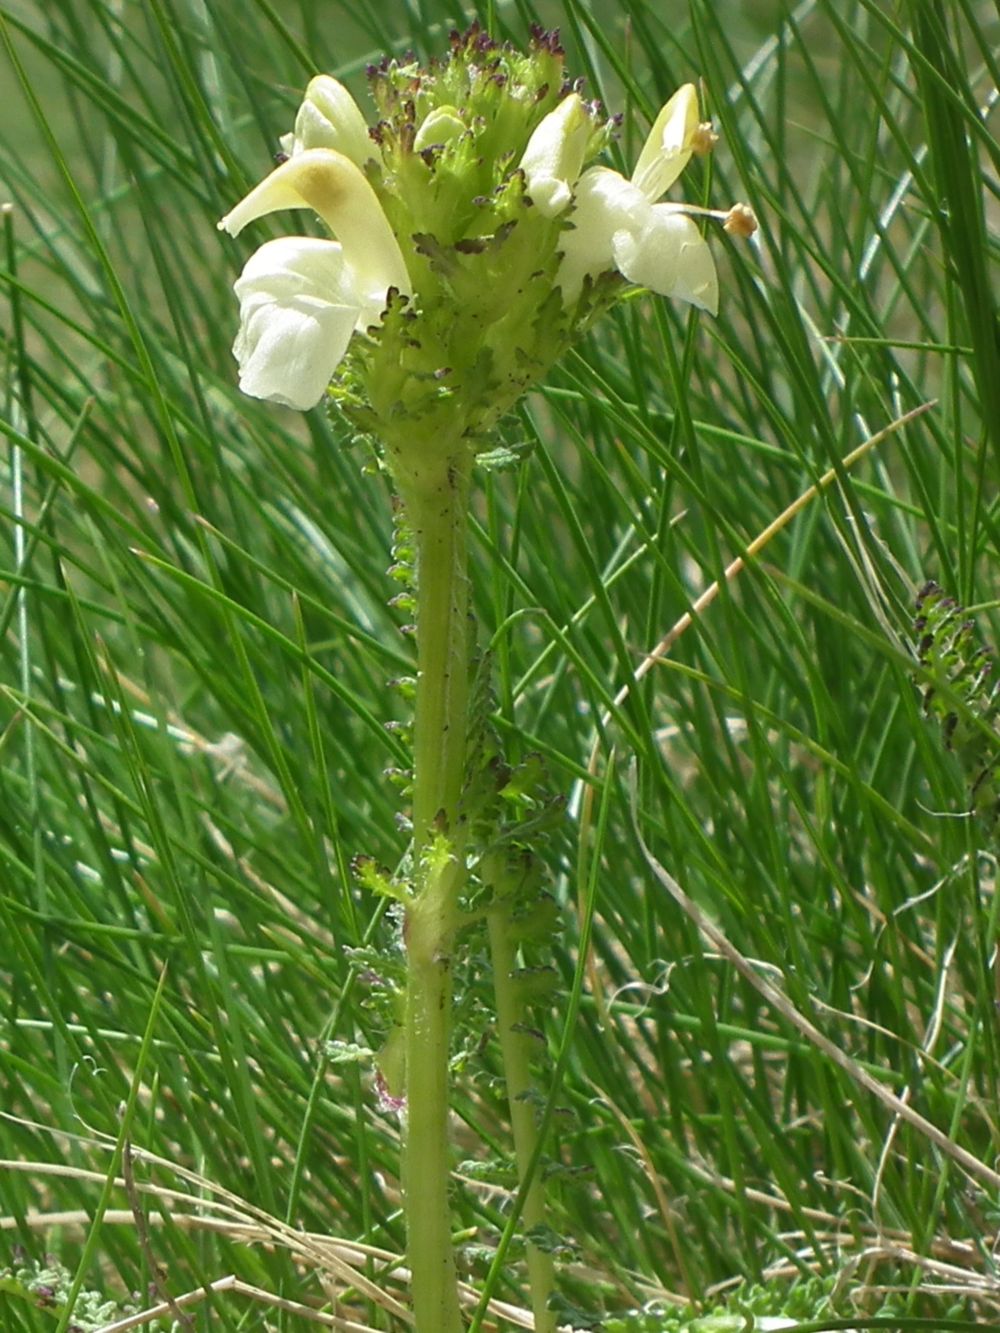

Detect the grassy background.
xmin=2 ymin=0 xmax=1000 ymax=1328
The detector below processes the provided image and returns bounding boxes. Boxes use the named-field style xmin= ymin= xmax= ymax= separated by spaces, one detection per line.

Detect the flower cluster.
xmin=218 ymin=25 xmax=752 ymax=457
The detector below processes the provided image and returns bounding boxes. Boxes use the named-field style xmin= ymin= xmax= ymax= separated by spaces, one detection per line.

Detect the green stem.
xmin=397 ymin=449 xmax=473 ymax=1333
xmin=406 ymin=458 xmax=473 ymax=855
xmin=487 ymin=911 xmax=556 ymax=1333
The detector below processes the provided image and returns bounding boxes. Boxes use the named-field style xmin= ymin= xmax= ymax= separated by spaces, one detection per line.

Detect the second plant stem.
xmin=487 ymin=909 xmax=557 ymax=1333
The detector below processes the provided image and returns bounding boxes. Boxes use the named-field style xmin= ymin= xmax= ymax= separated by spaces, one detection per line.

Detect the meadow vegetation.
xmin=1 ymin=1 xmax=999 ymax=1329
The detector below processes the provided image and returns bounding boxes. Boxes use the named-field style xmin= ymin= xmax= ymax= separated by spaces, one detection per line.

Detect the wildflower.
xmin=557 ymin=83 xmax=719 ymax=312
xmin=217 ymin=149 xmax=411 ymax=410
xmin=218 ymin=35 xmax=752 ymax=428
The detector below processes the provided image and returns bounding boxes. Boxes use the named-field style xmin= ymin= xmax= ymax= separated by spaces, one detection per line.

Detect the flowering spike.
xmin=219 ymin=30 xmax=752 ymax=425
xmin=215 ymin=34 xmax=758 ymax=1333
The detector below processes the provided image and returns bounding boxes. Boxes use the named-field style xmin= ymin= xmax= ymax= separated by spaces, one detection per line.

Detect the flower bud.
xmin=279 ymin=75 xmax=374 ymax=167
xmin=413 ymin=105 xmax=466 ymax=152
xmin=630 ymin=83 xmax=701 ymax=201
xmin=519 ymin=92 xmax=591 ymax=218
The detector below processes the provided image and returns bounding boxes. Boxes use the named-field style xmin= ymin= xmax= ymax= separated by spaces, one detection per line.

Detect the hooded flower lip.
xmin=218 ymin=148 xmax=410 ymax=295
xmin=218 ymin=149 xmax=412 ymax=409
xmin=557 ymin=82 xmax=719 ymax=314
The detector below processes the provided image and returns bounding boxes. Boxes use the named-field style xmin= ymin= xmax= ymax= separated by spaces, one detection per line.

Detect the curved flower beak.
xmin=519 ymin=92 xmax=591 ymax=218
xmin=219 ymin=149 xmax=411 ymax=299
xmin=278 ymin=75 xmax=375 ymax=167
xmin=630 ymin=83 xmax=701 ymax=201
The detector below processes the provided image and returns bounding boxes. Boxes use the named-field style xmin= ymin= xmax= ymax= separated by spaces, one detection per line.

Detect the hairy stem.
xmin=488 ymin=910 xmax=556 ymax=1333
xmin=397 ymin=451 xmax=473 ymax=1333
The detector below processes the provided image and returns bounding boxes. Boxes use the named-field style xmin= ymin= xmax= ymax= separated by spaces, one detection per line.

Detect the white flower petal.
xmin=232 ymin=236 xmax=361 ymax=409
xmin=556 ymin=166 xmax=649 ymax=301
xmin=520 ymin=93 xmax=591 ymax=219
xmin=612 ymin=206 xmax=718 ymax=314
xmin=630 ymin=83 xmax=701 ymax=201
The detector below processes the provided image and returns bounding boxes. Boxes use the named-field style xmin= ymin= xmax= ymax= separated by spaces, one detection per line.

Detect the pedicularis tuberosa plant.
xmin=218 ymin=25 xmax=754 ymax=1332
